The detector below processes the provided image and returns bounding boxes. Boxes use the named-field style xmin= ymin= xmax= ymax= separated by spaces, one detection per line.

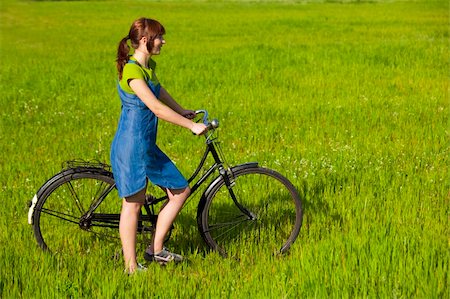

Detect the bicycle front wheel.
xmin=198 ymin=166 xmax=302 ymax=258
xmin=32 ymin=168 xmax=121 ymax=254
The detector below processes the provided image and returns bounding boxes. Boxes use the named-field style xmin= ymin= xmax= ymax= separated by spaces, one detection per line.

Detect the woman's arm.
xmin=158 ymin=86 xmax=184 ymax=114
xmin=129 ymin=79 xmax=206 ymax=134
xmin=158 ymin=86 xmax=196 ymax=119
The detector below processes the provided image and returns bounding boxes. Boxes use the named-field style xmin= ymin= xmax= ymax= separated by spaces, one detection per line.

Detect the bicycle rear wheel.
xmin=198 ymin=166 xmax=302 ymax=258
xmin=32 ymin=168 xmax=121 ymax=254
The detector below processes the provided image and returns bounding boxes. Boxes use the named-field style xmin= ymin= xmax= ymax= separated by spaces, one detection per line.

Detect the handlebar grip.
xmin=193 ymin=110 xmax=219 ymax=134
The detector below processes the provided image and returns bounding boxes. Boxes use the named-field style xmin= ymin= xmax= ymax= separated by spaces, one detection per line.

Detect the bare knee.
xmin=180 ymin=186 xmax=191 ymax=201
xmin=121 ymin=200 xmax=142 ymax=214
xmin=122 ymin=188 xmax=146 ymax=213
xmin=184 ymin=186 xmax=191 ymax=198
xmin=167 ymin=186 xmax=190 ymax=202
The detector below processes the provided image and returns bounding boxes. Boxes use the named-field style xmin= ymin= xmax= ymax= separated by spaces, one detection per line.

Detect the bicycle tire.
xmin=32 ymin=168 xmax=122 ymax=254
xmin=198 ymin=166 xmax=302 ymax=258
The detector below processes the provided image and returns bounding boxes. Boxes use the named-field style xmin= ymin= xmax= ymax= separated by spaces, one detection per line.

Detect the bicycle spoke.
xmin=40 ymin=207 xmax=79 ymax=224
xmin=66 ymin=180 xmax=85 ymax=214
xmin=205 ymin=214 xmax=249 ymax=232
xmin=87 ymin=181 xmax=115 ymax=212
xmin=41 ymin=207 xmax=120 ymax=236
xmin=207 ymin=218 xmax=254 ymax=242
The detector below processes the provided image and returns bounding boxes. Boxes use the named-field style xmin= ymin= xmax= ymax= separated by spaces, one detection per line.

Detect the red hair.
xmin=116 ymin=18 xmax=166 ymax=79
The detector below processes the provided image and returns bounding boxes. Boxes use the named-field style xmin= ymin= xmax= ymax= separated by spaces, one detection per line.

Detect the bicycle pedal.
xmin=145 ymin=194 xmax=157 ymax=204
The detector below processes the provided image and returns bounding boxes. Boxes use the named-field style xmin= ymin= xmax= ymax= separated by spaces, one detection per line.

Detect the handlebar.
xmin=195 ymin=110 xmax=219 ymax=130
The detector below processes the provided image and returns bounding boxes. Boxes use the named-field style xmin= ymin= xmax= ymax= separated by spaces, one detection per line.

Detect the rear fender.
xmin=28 ymin=168 xmax=76 ymax=225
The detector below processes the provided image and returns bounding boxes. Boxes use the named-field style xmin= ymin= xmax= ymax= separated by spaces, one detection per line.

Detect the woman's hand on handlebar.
xmin=191 ymin=122 xmax=208 ymax=135
xmin=181 ymin=109 xmax=196 ymax=119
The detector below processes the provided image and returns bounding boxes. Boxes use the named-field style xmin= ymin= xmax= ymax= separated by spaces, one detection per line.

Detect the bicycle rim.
xmin=200 ymin=167 xmax=302 ymax=258
xmin=33 ymin=170 xmax=121 ymax=254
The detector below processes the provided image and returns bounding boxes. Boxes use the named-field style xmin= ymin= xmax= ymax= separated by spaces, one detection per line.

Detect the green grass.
xmin=1 ymin=0 xmax=448 ymax=297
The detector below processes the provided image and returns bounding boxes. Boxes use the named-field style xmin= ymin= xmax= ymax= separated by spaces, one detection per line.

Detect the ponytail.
xmin=116 ymin=36 xmax=130 ymax=80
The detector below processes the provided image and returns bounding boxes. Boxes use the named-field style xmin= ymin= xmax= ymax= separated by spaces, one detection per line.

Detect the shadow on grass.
xmin=298 ymin=177 xmax=345 ymax=239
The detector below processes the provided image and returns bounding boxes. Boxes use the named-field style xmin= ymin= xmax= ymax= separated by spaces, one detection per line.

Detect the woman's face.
xmin=138 ymin=34 xmax=165 ymax=56
xmin=150 ymin=35 xmax=165 ymax=55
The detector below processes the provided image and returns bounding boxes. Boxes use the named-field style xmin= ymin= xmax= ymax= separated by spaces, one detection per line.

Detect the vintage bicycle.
xmin=28 ymin=110 xmax=303 ymax=258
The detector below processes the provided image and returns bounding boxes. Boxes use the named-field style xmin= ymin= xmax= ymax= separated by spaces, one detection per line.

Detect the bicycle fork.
xmin=207 ymin=139 xmax=257 ymax=221
xmin=218 ymin=165 xmax=257 ymax=221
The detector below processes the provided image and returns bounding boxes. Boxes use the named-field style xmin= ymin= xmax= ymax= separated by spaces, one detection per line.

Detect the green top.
xmin=119 ymin=57 xmax=160 ymax=95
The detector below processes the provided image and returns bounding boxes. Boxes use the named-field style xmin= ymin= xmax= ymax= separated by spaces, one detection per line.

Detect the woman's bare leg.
xmin=120 ymin=187 xmax=146 ymax=273
xmin=153 ymin=186 xmax=190 ymax=253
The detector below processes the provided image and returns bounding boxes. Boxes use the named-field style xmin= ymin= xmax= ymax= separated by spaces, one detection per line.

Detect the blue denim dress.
xmin=110 ymin=60 xmax=188 ymax=198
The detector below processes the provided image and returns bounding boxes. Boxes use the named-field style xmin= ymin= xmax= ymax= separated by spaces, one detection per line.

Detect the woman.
xmin=111 ymin=17 xmax=207 ymax=274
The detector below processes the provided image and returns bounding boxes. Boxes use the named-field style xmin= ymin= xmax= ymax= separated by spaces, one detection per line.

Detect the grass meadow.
xmin=1 ymin=0 xmax=448 ymax=297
